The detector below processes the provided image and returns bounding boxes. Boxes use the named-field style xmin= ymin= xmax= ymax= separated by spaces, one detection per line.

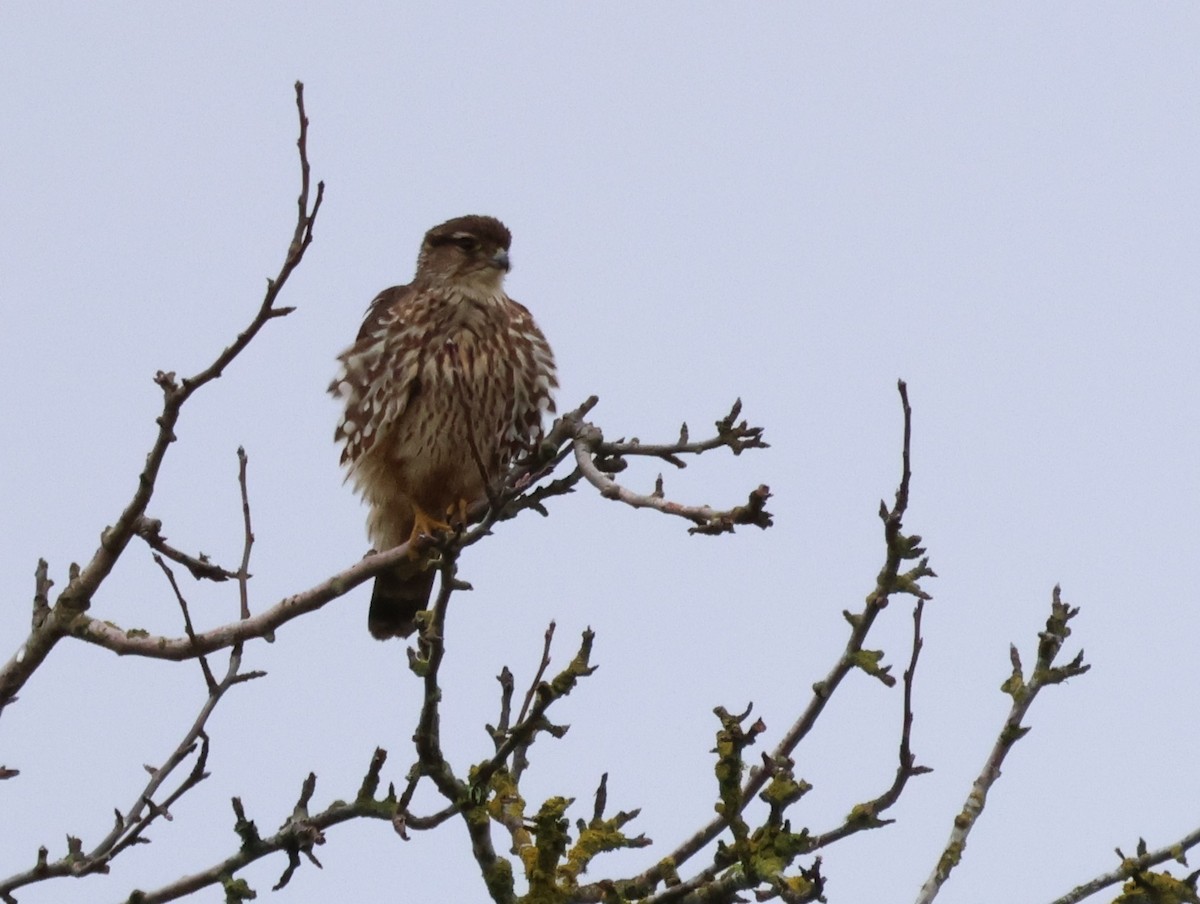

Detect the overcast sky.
xmin=2 ymin=5 xmax=1198 ymax=904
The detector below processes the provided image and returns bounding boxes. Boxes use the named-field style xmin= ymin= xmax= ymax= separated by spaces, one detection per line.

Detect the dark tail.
xmin=368 ymin=566 xmax=436 ymax=640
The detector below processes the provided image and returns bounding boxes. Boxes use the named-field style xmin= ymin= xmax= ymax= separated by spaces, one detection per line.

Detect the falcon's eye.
xmin=453 ymin=235 xmax=479 ymax=252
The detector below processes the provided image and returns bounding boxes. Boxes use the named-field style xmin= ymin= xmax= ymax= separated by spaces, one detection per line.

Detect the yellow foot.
xmin=407 ymin=506 xmax=452 ymax=552
xmin=449 ymin=497 xmax=473 ymax=528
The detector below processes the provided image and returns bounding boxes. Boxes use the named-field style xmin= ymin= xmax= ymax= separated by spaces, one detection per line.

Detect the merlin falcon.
xmin=330 ymin=215 xmax=558 ymax=639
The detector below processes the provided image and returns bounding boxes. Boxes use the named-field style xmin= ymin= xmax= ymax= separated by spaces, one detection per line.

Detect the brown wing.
xmin=328 ymin=284 xmax=425 ymax=467
xmin=356 ymin=284 xmax=406 ymax=342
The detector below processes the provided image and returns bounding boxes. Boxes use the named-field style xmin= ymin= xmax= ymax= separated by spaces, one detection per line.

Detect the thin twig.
xmin=134 ymin=517 xmax=237 ymax=582
xmin=153 ymin=555 xmax=217 ymax=692
xmin=511 ymin=622 xmax=562 ymax=784
xmin=235 ymin=447 xmax=254 ymax=622
xmin=574 ymin=433 xmax=772 ymax=535
xmin=598 ymin=398 xmax=769 ymax=465
xmin=914 ymin=587 xmax=1089 ymax=904
xmin=492 ymin=666 xmax=515 ymax=745
xmin=807 ymin=599 xmax=932 ymax=852
xmin=516 ymin=621 xmax=556 ymax=726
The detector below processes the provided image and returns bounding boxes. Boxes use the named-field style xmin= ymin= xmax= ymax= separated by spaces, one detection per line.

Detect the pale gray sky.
xmin=2 ymin=5 xmax=1198 ymax=903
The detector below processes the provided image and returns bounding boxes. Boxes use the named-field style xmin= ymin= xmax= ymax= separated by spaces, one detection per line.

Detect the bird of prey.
xmin=330 ymin=215 xmax=558 ymax=639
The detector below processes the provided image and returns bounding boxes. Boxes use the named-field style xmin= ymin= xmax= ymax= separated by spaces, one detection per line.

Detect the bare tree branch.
xmin=71 ymin=538 xmax=418 ymax=659
xmin=234 ymin=446 xmax=255 ymax=622
xmin=915 ymin=586 xmax=1090 ymax=904
xmin=517 ymin=621 xmax=557 ymax=726
xmin=134 ymin=517 xmax=238 ymax=582
xmin=0 ymin=81 xmax=323 ymax=715
xmin=111 ymin=752 xmax=394 ymax=903
xmin=807 ymin=599 xmax=932 ymax=853
xmin=1048 ymin=830 xmax=1200 ymax=904
xmin=566 ymin=399 xmax=771 ymax=535
xmin=153 ymin=555 xmax=218 ymax=692
xmin=598 ymin=398 xmax=769 ymax=465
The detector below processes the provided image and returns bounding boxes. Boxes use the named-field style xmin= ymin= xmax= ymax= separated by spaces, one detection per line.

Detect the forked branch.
xmin=915 ymin=587 xmax=1090 ymax=904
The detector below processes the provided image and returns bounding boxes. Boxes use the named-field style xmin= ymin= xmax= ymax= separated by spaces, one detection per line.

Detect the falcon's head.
xmin=415 ymin=215 xmax=513 ymax=294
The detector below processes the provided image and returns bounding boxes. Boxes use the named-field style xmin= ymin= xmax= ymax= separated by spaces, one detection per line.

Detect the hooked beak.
xmin=491 ymin=249 xmax=510 ymax=272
